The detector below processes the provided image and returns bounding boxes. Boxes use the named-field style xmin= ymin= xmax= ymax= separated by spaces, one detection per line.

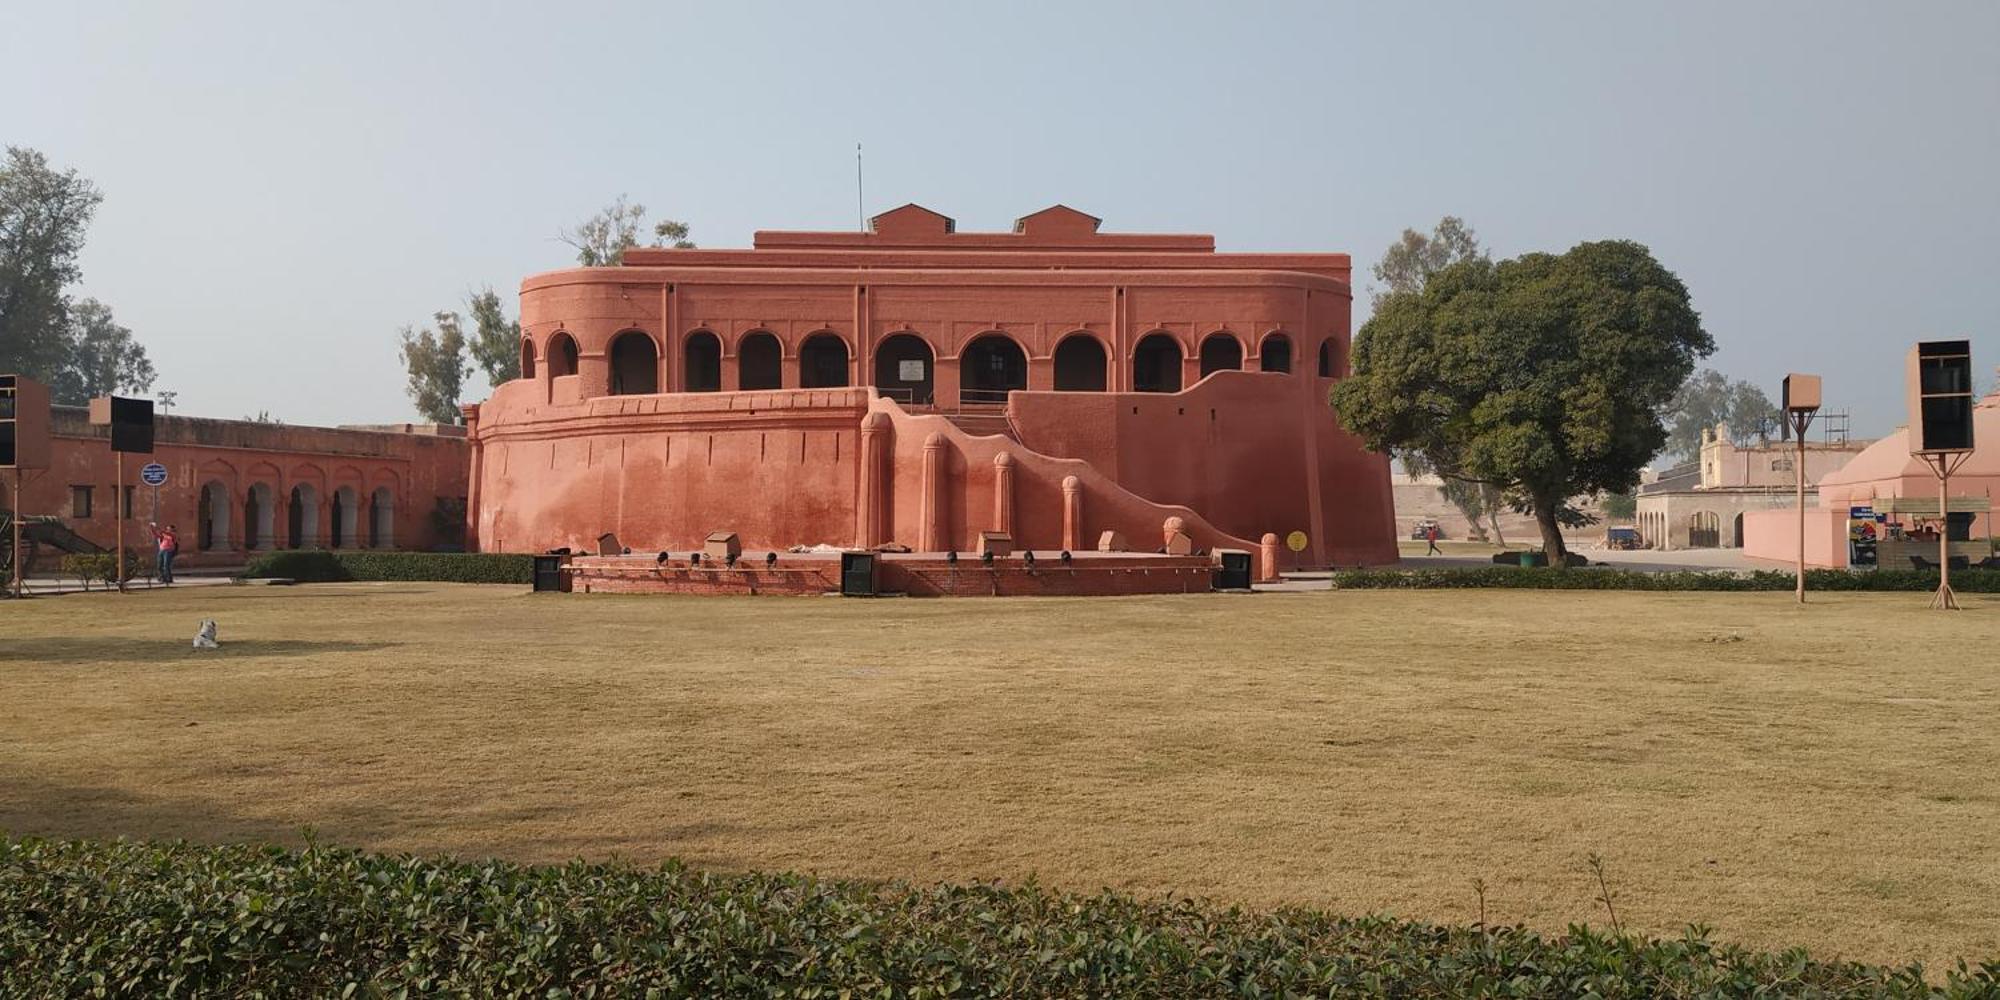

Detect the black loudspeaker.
xmin=1 ymin=375 xmax=53 ymax=470
xmin=88 ymin=395 xmax=155 ymax=454
xmin=1906 ymin=340 xmax=1975 ymax=454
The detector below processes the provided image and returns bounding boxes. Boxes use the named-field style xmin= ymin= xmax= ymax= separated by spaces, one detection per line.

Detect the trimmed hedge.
xmin=2 ymin=837 xmax=1992 ymax=997
xmin=240 ymin=550 xmax=534 ymax=585
xmin=1331 ymin=567 xmax=2000 ymax=592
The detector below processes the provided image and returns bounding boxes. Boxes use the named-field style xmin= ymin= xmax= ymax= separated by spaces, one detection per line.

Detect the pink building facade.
xmin=465 ymin=205 xmax=1396 ymax=570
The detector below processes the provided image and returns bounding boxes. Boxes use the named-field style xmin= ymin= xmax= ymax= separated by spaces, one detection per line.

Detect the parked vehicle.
xmin=1604 ymin=526 xmax=1642 ymax=550
xmin=1409 ymin=519 xmax=1444 ymax=541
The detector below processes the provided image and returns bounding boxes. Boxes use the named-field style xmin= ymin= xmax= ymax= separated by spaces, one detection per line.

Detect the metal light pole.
xmin=1781 ymin=374 xmax=1821 ymax=604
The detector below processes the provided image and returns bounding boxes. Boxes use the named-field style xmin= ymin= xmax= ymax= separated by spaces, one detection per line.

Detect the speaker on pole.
xmin=1 ymin=375 xmax=52 ymax=471
xmin=1906 ymin=340 xmax=1975 ymax=455
xmin=88 ymin=395 xmax=155 ymax=454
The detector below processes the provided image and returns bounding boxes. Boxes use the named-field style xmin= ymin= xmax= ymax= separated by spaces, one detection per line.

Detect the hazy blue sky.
xmin=6 ymin=1 xmax=1995 ymax=435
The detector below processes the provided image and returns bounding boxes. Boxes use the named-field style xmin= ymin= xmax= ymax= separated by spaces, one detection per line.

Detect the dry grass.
xmin=2 ymin=583 xmax=1996 ymax=969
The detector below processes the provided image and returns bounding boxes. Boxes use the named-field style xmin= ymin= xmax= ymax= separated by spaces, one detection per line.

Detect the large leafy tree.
xmin=1663 ymin=368 xmax=1780 ymax=461
xmin=398 ymin=311 xmax=469 ymax=424
xmin=0 ymin=146 xmax=157 ymax=403
xmin=1333 ymin=240 xmax=1712 ymax=559
xmin=1374 ymin=217 xmax=1501 ymax=539
xmin=465 ymin=286 xmax=520 ymax=385
xmin=558 ymin=195 xmax=694 ymax=267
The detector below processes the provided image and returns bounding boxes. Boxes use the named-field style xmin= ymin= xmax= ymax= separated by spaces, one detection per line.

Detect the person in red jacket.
xmin=148 ymin=522 xmax=179 ymax=584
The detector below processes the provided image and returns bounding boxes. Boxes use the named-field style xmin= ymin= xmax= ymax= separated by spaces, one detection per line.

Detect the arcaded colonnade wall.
xmin=466 ymin=205 xmax=1397 ymax=568
xmin=24 ymin=407 xmax=469 ymax=566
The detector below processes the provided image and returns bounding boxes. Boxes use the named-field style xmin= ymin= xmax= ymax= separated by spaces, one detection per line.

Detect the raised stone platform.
xmin=565 ymin=550 xmax=1220 ymax=597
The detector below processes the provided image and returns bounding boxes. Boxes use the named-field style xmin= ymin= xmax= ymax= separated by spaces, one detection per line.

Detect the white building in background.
xmin=1635 ymin=423 xmax=1871 ymax=549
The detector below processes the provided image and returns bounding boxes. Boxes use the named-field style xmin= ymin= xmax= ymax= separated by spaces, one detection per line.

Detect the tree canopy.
xmin=1332 ymin=240 xmax=1712 ymax=558
xmin=1664 ymin=369 xmax=1780 ymax=461
xmin=1369 ymin=216 xmax=1486 ymax=308
xmin=558 ymin=195 xmax=694 ymax=267
xmin=0 ymin=146 xmax=155 ymax=404
xmin=465 ymin=287 xmax=520 ymax=386
xmin=398 ymin=312 xmax=469 ymax=424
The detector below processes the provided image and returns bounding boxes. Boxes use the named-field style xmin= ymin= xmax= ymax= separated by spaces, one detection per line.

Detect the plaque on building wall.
xmin=898 ymin=360 xmax=926 ymax=381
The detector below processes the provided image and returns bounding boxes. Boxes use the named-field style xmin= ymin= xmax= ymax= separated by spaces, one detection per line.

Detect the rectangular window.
xmin=123 ymin=485 xmax=136 ymax=519
xmin=70 ymin=485 xmax=93 ymax=518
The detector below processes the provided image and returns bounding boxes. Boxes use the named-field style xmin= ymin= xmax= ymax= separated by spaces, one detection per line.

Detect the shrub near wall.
xmin=240 ymin=550 xmax=534 ymax=584
xmin=2 ymin=837 xmax=1989 ymax=998
xmin=1330 ymin=567 xmax=2000 ymax=592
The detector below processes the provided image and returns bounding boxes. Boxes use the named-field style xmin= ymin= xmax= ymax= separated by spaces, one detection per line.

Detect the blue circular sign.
xmin=140 ymin=463 xmax=168 ymax=487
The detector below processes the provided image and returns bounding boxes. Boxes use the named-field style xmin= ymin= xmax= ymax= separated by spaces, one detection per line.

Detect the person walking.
xmin=149 ymin=522 xmax=179 ymax=584
xmin=1425 ymin=523 xmax=1442 ymax=556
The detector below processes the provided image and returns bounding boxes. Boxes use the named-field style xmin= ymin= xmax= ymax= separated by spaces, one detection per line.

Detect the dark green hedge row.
xmin=1331 ymin=567 xmax=2000 ymax=592
xmin=240 ymin=550 xmax=534 ymax=584
xmin=2 ymin=837 xmax=1992 ymax=997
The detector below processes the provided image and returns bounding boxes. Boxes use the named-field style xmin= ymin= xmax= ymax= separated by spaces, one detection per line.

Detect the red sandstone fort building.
xmin=466 ymin=205 xmax=1396 ymax=570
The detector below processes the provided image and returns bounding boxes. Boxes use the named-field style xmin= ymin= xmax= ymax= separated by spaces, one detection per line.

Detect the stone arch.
xmin=370 ymin=486 xmax=396 ymax=548
xmin=608 ymin=330 xmax=659 ymax=395
xmin=243 ymin=482 xmax=276 ymax=550
xmin=547 ymin=331 xmax=579 ymax=378
xmin=1731 ymin=511 xmax=1744 ymax=548
xmin=960 ymin=332 xmax=1027 ymax=403
xmin=288 ymin=482 xmax=320 ymax=549
xmin=519 ymin=337 xmax=536 ymax=380
xmin=800 ymin=330 xmax=850 ymax=388
xmin=738 ymin=330 xmax=782 ymax=390
xmin=1052 ymin=332 xmax=1108 ymax=392
xmin=684 ymin=330 xmax=722 ymax=392
xmin=1199 ymin=331 xmax=1244 ymax=377
xmin=1133 ymin=332 xmax=1183 ymax=393
xmin=1259 ymin=332 xmax=1293 ymax=374
xmin=197 ymin=479 xmax=231 ymax=551
xmin=873 ymin=332 xmax=934 ymax=405
xmin=329 ymin=485 xmax=361 ymax=549
xmin=1317 ymin=339 xmax=1334 ymax=377
xmin=1689 ymin=511 xmax=1721 ymax=548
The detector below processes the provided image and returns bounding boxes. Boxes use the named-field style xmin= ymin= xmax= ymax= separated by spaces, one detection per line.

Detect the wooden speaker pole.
xmin=115 ymin=454 xmax=126 ymax=592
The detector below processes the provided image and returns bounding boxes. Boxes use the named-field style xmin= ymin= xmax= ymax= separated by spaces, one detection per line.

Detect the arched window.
xmin=370 ymin=486 xmax=395 ymax=548
xmin=289 ymin=484 xmax=319 ymax=549
xmin=1317 ymin=339 xmax=1334 ymax=377
xmin=197 ymin=480 xmax=230 ymax=551
xmin=960 ymin=333 xmax=1027 ymax=404
xmin=739 ymin=331 xmax=782 ymax=390
xmin=1133 ymin=332 xmax=1183 ymax=393
xmin=1260 ymin=333 xmax=1293 ymax=374
xmin=548 ymin=332 xmax=579 ymax=378
xmin=519 ymin=338 xmax=536 ymax=379
xmin=800 ymin=332 xmax=850 ymax=388
xmin=1199 ymin=332 xmax=1243 ymax=377
xmin=609 ymin=330 xmax=658 ymax=395
xmin=873 ymin=332 xmax=934 ymax=405
xmin=684 ymin=331 xmax=721 ymax=392
xmin=1052 ymin=333 xmax=1108 ymax=391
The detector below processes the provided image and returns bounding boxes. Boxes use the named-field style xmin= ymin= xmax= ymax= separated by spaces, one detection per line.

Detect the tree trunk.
xmin=1487 ymin=512 xmax=1507 ymax=547
xmin=1533 ymin=495 xmax=1568 ymax=563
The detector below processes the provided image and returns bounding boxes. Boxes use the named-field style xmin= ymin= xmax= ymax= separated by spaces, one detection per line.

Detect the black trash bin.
xmin=532 ymin=553 xmax=569 ymax=593
xmin=1213 ymin=549 xmax=1252 ymax=590
xmin=840 ymin=551 xmax=878 ymax=596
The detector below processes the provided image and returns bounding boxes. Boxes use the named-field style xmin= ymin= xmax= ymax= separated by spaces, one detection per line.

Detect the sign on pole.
xmin=140 ymin=463 xmax=168 ymax=487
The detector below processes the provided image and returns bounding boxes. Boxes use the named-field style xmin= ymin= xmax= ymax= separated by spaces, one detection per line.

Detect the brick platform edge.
xmin=566 ymin=552 xmax=1222 ymax=597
